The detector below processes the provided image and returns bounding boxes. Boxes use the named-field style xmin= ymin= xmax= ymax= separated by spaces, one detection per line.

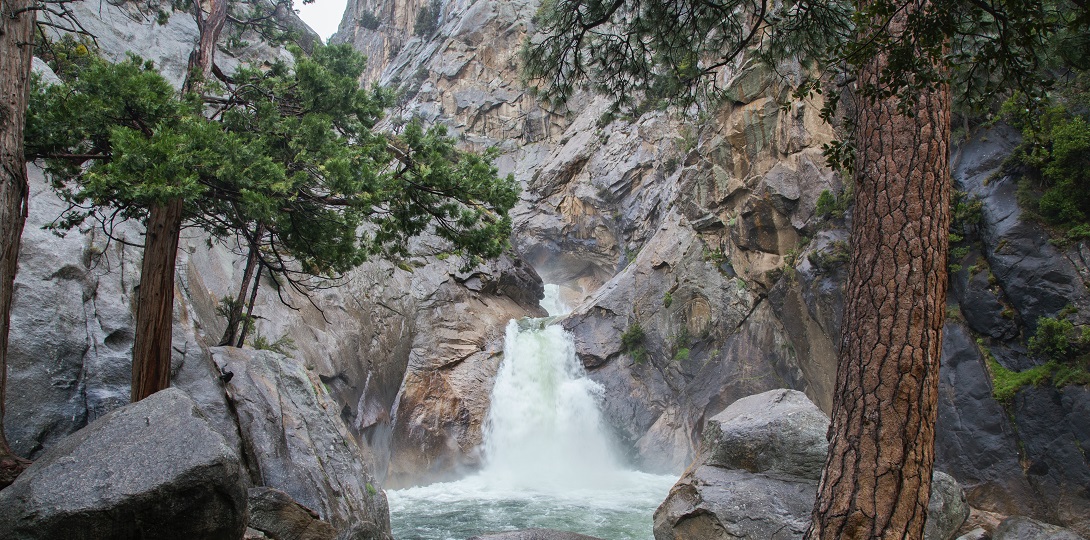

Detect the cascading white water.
xmin=388 ymin=285 xmax=676 ymax=540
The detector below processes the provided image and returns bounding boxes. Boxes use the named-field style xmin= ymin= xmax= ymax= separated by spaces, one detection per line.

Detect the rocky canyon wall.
xmin=334 ymin=0 xmax=1090 ymax=534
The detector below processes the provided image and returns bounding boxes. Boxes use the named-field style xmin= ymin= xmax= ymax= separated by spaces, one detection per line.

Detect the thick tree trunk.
xmin=129 ymin=0 xmax=228 ymax=401
xmin=0 ymin=0 xmax=36 ymax=487
xmin=806 ymin=1 xmax=951 ymax=538
xmin=131 ymin=199 xmax=184 ymax=401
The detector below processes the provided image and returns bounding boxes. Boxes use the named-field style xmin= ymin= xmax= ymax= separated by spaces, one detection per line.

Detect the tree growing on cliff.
xmin=524 ymin=0 xmax=1083 ymax=537
xmin=27 ymin=42 xmax=517 ymax=402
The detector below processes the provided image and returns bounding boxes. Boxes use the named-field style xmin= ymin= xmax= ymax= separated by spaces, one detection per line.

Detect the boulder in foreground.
xmin=0 ymin=388 xmax=246 ymax=540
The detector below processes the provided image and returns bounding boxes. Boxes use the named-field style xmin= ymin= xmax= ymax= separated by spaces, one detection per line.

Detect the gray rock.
xmin=248 ymin=487 xmax=337 ymax=540
xmin=701 ymin=389 xmax=829 ymax=480
xmin=653 ymin=465 xmax=815 ymax=540
xmin=993 ymin=516 xmax=1088 ymax=540
xmin=0 ymin=388 xmax=246 ymax=540
xmin=926 ymin=471 xmax=971 ymax=540
xmin=656 ymin=390 xmax=969 ymax=540
xmin=213 ymin=348 xmax=392 ymax=540
xmin=468 ymin=529 xmax=603 ymax=540
xmin=955 ymin=528 xmax=988 ymax=540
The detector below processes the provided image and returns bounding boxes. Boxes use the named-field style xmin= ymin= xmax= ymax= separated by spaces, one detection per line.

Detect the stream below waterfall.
xmin=388 ymin=285 xmax=678 ymax=539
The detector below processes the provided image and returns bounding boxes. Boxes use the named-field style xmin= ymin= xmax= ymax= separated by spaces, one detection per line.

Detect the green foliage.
xmin=663 ymin=291 xmax=673 ymax=308
xmin=366 ymin=482 xmax=378 ymax=496
xmin=27 ymin=44 xmax=518 ymax=290
xmin=1028 ymin=316 xmax=1076 ymax=362
xmin=621 ymin=322 xmax=648 ymax=364
xmin=673 ymin=348 xmax=690 ymax=362
xmin=251 ymin=328 xmax=296 ymax=356
xmin=989 ymin=358 xmax=1053 ymax=403
xmin=523 ymin=0 xmax=1087 ymax=172
xmin=979 ymin=314 xmax=1090 ymax=403
xmin=808 ymin=240 xmax=850 ymax=273
xmin=815 ymin=190 xmax=837 ymax=218
xmin=358 ymin=9 xmax=382 ymax=30
xmin=413 ymin=0 xmax=441 ymax=37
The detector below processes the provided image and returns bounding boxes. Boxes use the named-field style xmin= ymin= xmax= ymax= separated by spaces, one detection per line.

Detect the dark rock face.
xmin=247 ymin=487 xmax=337 ymax=540
xmin=0 ymin=388 xmax=246 ymax=540
xmin=934 ymin=323 xmax=1043 ymax=515
xmin=654 ymin=389 xmax=968 ymax=540
xmin=1010 ymin=386 xmax=1090 ymax=535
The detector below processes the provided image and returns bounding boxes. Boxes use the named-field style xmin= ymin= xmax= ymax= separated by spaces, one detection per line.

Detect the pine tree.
xmin=523 ymin=1 xmax=1085 ymax=537
xmin=27 ymin=43 xmax=517 ymax=402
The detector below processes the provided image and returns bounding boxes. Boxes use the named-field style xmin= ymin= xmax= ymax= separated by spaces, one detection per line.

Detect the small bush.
xmin=621 ymin=322 xmax=647 ymax=363
xmin=413 ymin=0 xmax=442 ymax=37
xmin=358 ymin=9 xmax=381 ymax=30
xmin=1028 ymin=316 xmax=1075 ymax=362
xmin=663 ymin=291 xmax=673 ymax=308
xmin=673 ymin=348 xmax=690 ymax=362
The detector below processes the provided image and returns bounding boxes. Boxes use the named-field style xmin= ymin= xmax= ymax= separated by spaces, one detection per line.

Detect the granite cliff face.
xmin=333 ymin=0 xmax=1090 ymax=533
xmin=5 ymin=0 xmax=1090 ymax=536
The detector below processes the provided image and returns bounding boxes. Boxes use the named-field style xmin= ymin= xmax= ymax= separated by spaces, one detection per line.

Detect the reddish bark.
xmin=805 ymin=1 xmax=952 ymax=537
xmin=130 ymin=0 xmax=227 ymax=401
xmin=0 ymin=0 xmax=37 ymax=487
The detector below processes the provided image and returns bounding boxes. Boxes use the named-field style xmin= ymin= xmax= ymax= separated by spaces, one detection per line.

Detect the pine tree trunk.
xmin=236 ymin=265 xmax=262 ymax=348
xmin=0 ymin=0 xmax=36 ymax=487
xmin=806 ymin=1 xmax=951 ymax=537
xmin=219 ymin=242 xmax=258 ymax=346
xmin=130 ymin=199 xmax=184 ymax=401
xmin=129 ymin=0 xmax=228 ymax=401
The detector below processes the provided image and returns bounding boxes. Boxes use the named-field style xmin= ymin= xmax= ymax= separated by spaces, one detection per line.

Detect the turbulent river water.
xmin=388 ymin=285 xmax=678 ymax=539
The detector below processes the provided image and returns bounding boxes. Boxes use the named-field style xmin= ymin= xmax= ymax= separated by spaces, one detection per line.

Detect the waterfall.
xmin=481 ymin=285 xmax=624 ymax=491
xmin=388 ymin=284 xmax=676 ymax=540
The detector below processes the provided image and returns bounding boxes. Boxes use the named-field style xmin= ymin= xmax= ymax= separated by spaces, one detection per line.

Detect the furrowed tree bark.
xmin=130 ymin=0 xmax=227 ymax=401
xmin=0 ymin=0 xmax=36 ymax=487
xmin=131 ymin=198 xmax=184 ymax=401
xmin=806 ymin=1 xmax=951 ymax=538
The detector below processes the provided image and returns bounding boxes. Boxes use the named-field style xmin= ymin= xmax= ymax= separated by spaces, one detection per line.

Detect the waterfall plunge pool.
xmin=388 ymin=285 xmax=678 ymax=540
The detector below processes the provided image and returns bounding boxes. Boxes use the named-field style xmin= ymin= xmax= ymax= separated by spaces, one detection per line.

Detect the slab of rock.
xmin=248 ymin=487 xmax=337 ymax=540
xmin=701 ymin=389 xmax=829 ymax=480
xmin=0 ymin=388 xmax=246 ymax=540
xmin=655 ymin=389 xmax=968 ymax=540
xmin=213 ymin=347 xmax=392 ymax=540
xmin=468 ymin=529 xmax=603 ymax=540
xmin=993 ymin=516 xmax=1088 ymax=540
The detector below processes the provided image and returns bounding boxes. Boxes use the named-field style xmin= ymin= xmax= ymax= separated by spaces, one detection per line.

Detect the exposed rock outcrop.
xmin=653 ymin=389 xmax=968 ymax=540
xmin=213 ymin=348 xmax=391 ymax=538
xmin=0 ymin=388 xmax=246 ymax=540
xmin=247 ymin=487 xmax=338 ymax=540
xmin=992 ymin=516 xmax=1088 ymax=540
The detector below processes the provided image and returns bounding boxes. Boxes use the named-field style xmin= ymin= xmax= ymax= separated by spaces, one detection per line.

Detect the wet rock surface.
xmin=0 ymin=389 xmax=246 ymax=540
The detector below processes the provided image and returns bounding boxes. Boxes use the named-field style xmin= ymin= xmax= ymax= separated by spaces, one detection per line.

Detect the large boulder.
xmin=0 ymin=388 xmax=246 ymax=539
xmin=213 ymin=347 xmax=392 ymax=540
xmin=654 ymin=389 xmax=968 ymax=540
xmin=993 ymin=516 xmax=1088 ymax=540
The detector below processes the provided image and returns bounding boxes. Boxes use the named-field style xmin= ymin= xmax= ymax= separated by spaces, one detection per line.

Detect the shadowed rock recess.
xmin=3 ymin=0 xmax=1089 ymax=537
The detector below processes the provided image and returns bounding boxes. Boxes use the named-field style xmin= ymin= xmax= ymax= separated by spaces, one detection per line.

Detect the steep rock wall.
xmin=339 ymin=0 xmax=1090 ymax=533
